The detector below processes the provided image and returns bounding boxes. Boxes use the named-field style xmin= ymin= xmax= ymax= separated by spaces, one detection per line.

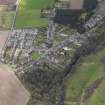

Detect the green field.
xmin=15 ymin=0 xmax=54 ymax=28
xmin=65 ymin=48 xmax=105 ymax=104
xmin=31 ymin=52 xmax=41 ymax=60
xmin=84 ymin=79 xmax=105 ymax=105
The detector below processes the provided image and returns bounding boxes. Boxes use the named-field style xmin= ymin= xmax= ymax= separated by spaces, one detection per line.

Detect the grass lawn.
xmin=15 ymin=0 xmax=54 ymax=28
xmin=31 ymin=52 xmax=41 ymax=60
xmin=65 ymin=48 xmax=105 ymax=102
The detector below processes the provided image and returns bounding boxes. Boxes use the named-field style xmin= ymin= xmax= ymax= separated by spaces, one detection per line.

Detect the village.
xmin=0 ymin=0 xmax=105 ymax=105
xmin=0 ymin=0 xmax=102 ymax=68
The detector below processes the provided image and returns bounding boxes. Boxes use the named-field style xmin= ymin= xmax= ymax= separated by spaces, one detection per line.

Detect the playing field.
xmin=0 ymin=64 xmax=30 ymax=105
xmin=15 ymin=0 xmax=54 ymax=28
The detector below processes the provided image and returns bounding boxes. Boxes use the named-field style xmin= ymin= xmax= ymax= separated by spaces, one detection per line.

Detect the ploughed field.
xmin=0 ymin=64 xmax=30 ymax=105
xmin=0 ymin=0 xmax=16 ymax=5
xmin=15 ymin=0 xmax=54 ymax=28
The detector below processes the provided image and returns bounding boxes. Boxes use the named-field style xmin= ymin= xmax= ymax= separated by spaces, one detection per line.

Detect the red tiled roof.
xmin=0 ymin=0 xmax=17 ymax=5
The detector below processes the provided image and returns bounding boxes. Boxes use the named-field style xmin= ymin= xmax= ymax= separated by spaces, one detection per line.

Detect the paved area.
xmin=0 ymin=64 xmax=30 ymax=105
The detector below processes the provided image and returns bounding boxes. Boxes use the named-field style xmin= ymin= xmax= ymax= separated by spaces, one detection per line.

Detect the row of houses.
xmin=84 ymin=15 xmax=104 ymax=30
xmin=2 ymin=29 xmax=38 ymax=64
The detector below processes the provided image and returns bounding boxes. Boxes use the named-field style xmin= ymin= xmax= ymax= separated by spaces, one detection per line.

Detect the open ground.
xmin=0 ymin=0 xmax=16 ymax=5
xmin=0 ymin=64 xmax=30 ymax=105
xmin=0 ymin=0 xmax=16 ymax=29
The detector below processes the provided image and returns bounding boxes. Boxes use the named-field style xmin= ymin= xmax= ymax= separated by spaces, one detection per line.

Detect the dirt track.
xmin=0 ymin=64 xmax=30 ymax=105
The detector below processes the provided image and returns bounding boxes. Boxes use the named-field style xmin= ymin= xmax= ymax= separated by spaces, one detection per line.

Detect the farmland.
xmin=0 ymin=64 xmax=30 ymax=105
xmin=65 ymin=48 xmax=105 ymax=105
xmin=0 ymin=0 xmax=16 ymax=29
xmin=0 ymin=11 xmax=14 ymax=29
xmin=84 ymin=79 xmax=105 ymax=105
xmin=15 ymin=0 xmax=54 ymax=28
